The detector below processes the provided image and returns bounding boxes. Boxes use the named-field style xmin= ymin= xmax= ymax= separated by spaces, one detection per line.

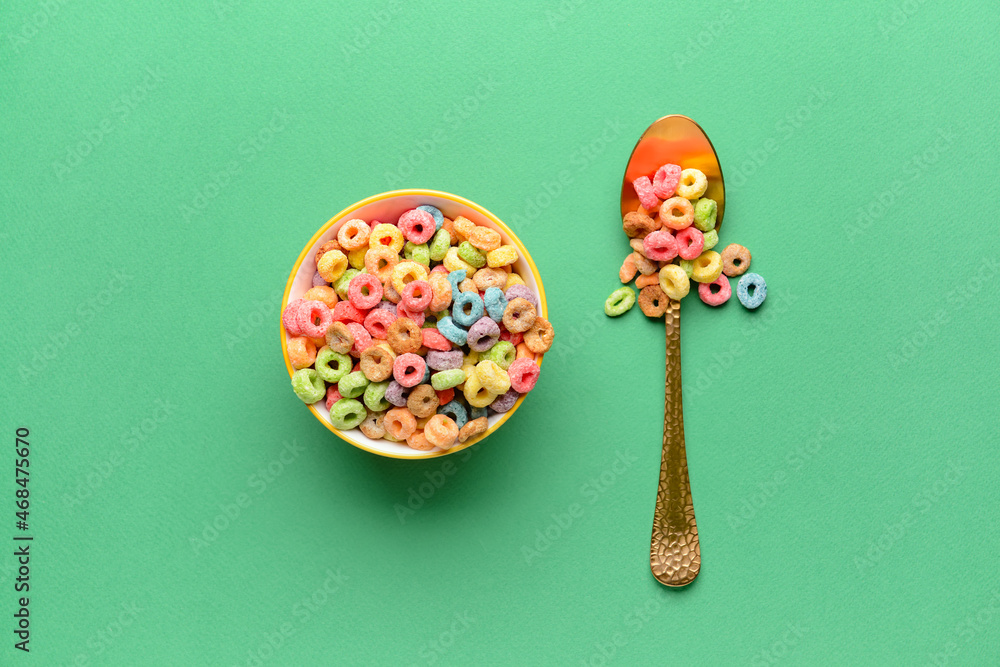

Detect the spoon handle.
xmin=650 ymin=299 xmax=701 ymax=586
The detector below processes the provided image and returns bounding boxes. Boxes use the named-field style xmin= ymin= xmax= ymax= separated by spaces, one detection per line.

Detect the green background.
xmin=2 ymin=0 xmax=999 ymax=664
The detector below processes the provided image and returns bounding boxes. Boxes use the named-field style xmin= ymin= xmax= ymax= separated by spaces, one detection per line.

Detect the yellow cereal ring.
xmin=486 ymin=244 xmax=518 ymax=268
xmin=676 ymin=168 xmax=708 ymax=199
xmin=504 ymin=272 xmax=525 ymax=290
xmin=475 ymin=360 xmax=510 ymax=395
xmin=463 ymin=372 xmax=498 ymax=408
xmin=658 ymin=264 xmax=690 ymax=300
xmin=390 ymin=260 xmax=428 ymax=295
xmin=365 ymin=246 xmax=398 ymax=283
xmin=369 ymin=223 xmax=405 ymax=254
xmin=348 ymin=246 xmax=367 ymax=270
xmin=691 ymin=250 xmax=723 ymax=284
xmin=317 ymin=249 xmax=348 ymax=282
xmin=444 ymin=246 xmax=476 ymax=276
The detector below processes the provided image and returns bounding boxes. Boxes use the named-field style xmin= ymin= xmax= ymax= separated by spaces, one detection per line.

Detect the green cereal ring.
xmin=291 ymin=369 xmax=326 ymax=404
xmin=457 ymin=241 xmax=486 ymax=268
xmin=315 ymin=347 xmax=352 ymax=383
xmin=702 ymin=229 xmax=719 ymax=251
xmin=334 ymin=268 xmax=361 ymax=300
xmin=428 ymin=228 xmax=452 ymax=262
xmin=605 ymin=287 xmax=636 ymax=317
xmin=693 ymin=198 xmax=718 ymax=232
xmin=431 ymin=368 xmax=466 ymax=391
xmin=337 ymin=370 xmax=369 ymax=399
xmin=679 ymin=259 xmax=695 ymax=278
xmin=363 ymin=380 xmax=391 ymax=412
xmin=404 ymin=242 xmax=430 ymax=267
xmin=480 ymin=340 xmax=516 ymax=370
xmin=329 ymin=398 xmax=366 ymax=430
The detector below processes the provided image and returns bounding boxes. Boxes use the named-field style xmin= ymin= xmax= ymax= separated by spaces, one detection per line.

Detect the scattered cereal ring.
xmin=702 ymin=229 xmax=719 ymax=251
xmin=291 ymin=368 xmax=326 ymax=404
xmin=638 ymin=285 xmax=669 ymax=317
xmin=635 ymin=273 xmax=659 ymax=289
xmin=475 ymin=360 xmax=510 ymax=395
xmin=480 ymin=340 xmax=515 ymax=369
xmin=360 ymin=344 xmax=396 ymax=382
xmin=523 ymin=316 xmax=554 ymax=354
xmin=652 ymin=164 xmax=682 ymax=199
xmin=382 ymin=280 xmax=401 ymax=304
xmin=369 ymin=223 xmax=405 ymax=254
xmin=623 ymin=211 xmax=658 ymax=238
xmin=404 ymin=242 xmax=430 ymax=267
xmin=296 ymin=300 xmax=333 ymax=338
xmin=317 ymin=249 xmax=348 ymax=282
xmin=282 ymin=299 xmax=306 ymax=335
xmin=385 ymin=380 xmax=413 ymax=407
xmin=632 ymin=252 xmax=657 ymax=275
xmin=720 ymin=243 xmax=751 ymax=277
xmin=437 ymin=400 xmax=468 ymax=428
xmin=329 ymin=398 xmax=367 ymax=430
xmin=463 ymin=372 xmax=498 ymax=408
xmin=314 ymin=240 xmax=341 ymax=267
xmin=458 ymin=416 xmax=488 ymax=443
xmin=698 ymin=275 xmax=732 ymax=307
xmin=453 ymin=291 xmax=485 ymax=327
xmin=632 ymin=175 xmax=660 ymax=211
xmin=345 ymin=322 xmax=373 ymax=356
xmin=400 ymin=280 xmax=433 ymax=312
xmin=303 ymin=285 xmax=338 ymax=309
xmin=444 ymin=246 xmax=476 ymax=275
xmin=486 ymin=245 xmax=517 ymax=268
xmin=675 ymin=227 xmax=705 ymax=261
xmin=359 ymin=411 xmax=386 ymax=439
xmin=452 ymin=216 xmax=475 ymax=240
xmin=424 ymin=414 xmax=459 ymax=449
xmin=472 ymin=267 xmax=506 ymax=291
xmin=325 ymin=386 xmax=342 ymax=411
xmin=503 ymin=272 xmax=525 ymax=290
xmin=421 ymin=327 xmax=452 ymax=351
xmin=401 ymin=383 xmax=436 ymax=418
xmin=737 ymin=272 xmax=766 ymax=309
xmin=386 ymin=317 xmax=422 ymax=354
xmin=469 ymin=226 xmax=502 ymax=252
xmin=312 ymin=271 xmax=328 ymax=287
xmin=334 ymin=269 xmax=360 ymax=300
xmin=693 ymin=198 xmax=718 ymax=232
xmin=437 ymin=316 xmax=468 ymax=346
xmin=659 ymin=197 xmax=694 ymax=230
xmin=324 ymin=321 xmax=354 ymax=355
xmin=348 ymin=273 xmax=383 ymax=310
xmin=396 ymin=303 xmax=425 ymax=327
xmin=431 ymin=368 xmax=466 ymax=391
xmin=363 ymin=307 xmax=396 ymax=339
xmin=364 ymin=380 xmax=392 ymax=412
xmin=490 ymin=388 xmax=519 ymax=413
xmin=691 ymin=250 xmax=723 ymax=284
xmin=385 ymin=407 xmax=417 ymax=440
xmin=416 ymin=204 xmax=444 ymax=230
xmin=507 ymin=357 xmax=540 ymax=393
xmin=393 ymin=352 xmax=426 ymax=387
xmin=642 ymin=230 xmax=678 ymax=261
xmin=337 ymin=370 xmax=369 ymax=399
xmin=406 ymin=430 xmax=434 ymax=451
xmin=428 ymin=273 xmax=453 ymax=313
xmin=658 ymin=264 xmax=690 ymax=301
xmin=428 ymin=228 xmax=452 ymax=262
xmin=504 ymin=285 xmax=539 ymax=312
xmin=605 ymin=286 xmax=636 ymax=317
xmin=332 ymin=300 xmax=366 ymax=324
xmin=337 ymin=219 xmax=371 ymax=250
xmin=314 ymin=346 xmax=351 ymax=383
xmin=426 ymin=349 xmax=464 ymax=371
xmin=676 ymin=168 xmax=708 ymax=199
xmin=503 ymin=297 xmax=537 ymax=333
xmin=390 ymin=260 xmax=428 ymax=295
xmin=398 ymin=209 xmax=436 ymax=244
xmin=457 ymin=241 xmax=487 ymax=268
xmin=467 ymin=317 xmax=501 ymax=352
xmin=619 ymin=255 xmax=638 ymax=283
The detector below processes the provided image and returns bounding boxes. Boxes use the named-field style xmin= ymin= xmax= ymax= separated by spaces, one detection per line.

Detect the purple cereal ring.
xmin=504 ymin=284 xmax=539 ymax=312
xmin=312 ymin=271 xmax=328 ymax=287
xmin=296 ymin=300 xmax=332 ymax=338
xmin=490 ymin=388 xmax=519 ymax=413
xmin=467 ymin=316 xmax=500 ymax=352
xmin=282 ymin=299 xmax=306 ymax=335
xmin=385 ymin=380 xmax=412 ymax=407
xmin=426 ymin=349 xmax=464 ymax=371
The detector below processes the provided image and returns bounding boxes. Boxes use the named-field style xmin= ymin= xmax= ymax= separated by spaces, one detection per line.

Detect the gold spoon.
xmin=619 ymin=115 xmax=725 ymax=587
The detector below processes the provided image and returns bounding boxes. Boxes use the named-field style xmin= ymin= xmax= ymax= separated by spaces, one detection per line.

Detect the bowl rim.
xmin=281 ymin=188 xmax=547 ymax=459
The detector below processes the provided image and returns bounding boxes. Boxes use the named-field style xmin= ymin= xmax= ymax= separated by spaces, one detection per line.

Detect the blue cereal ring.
xmin=437 ymin=316 xmax=468 ymax=346
xmin=483 ymin=286 xmax=507 ymax=322
xmin=452 ymin=291 xmax=484 ymax=327
xmin=447 ymin=270 xmax=466 ymax=301
xmin=438 ymin=400 xmax=468 ymax=428
xmin=417 ymin=205 xmax=444 ymax=230
xmin=470 ymin=406 xmax=487 ymax=421
xmin=736 ymin=272 xmax=767 ymax=310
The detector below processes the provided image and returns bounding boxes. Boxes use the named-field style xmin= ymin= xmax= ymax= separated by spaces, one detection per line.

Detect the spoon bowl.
xmin=620 ymin=115 xmax=725 ymax=587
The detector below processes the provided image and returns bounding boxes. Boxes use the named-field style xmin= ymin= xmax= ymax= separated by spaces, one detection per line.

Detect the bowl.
xmin=281 ymin=189 xmax=548 ymax=459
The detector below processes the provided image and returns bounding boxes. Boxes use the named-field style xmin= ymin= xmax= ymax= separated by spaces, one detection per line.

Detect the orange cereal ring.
xmin=720 ymin=243 xmax=751 ymax=277
xmin=324 ymin=321 xmax=354 ymax=355
xmin=473 ymin=267 xmax=506 ymax=291
xmin=303 ymin=285 xmax=338 ymax=309
xmin=360 ymin=343 xmax=396 ymax=382
xmin=386 ymin=317 xmax=422 ymax=354
xmin=503 ymin=297 xmax=537 ymax=333
xmin=622 ymin=211 xmax=658 ymax=238
xmin=383 ymin=280 xmax=402 ymax=304
xmin=635 ymin=273 xmax=659 ymax=289
xmin=314 ymin=240 xmax=341 ymax=267
xmin=406 ymin=430 xmax=435 ymax=451
xmin=424 ymin=414 xmax=459 ymax=449
xmin=523 ymin=316 xmax=554 ymax=354
xmin=337 ymin=219 xmax=370 ymax=250
xmin=441 ymin=217 xmax=457 ymax=244
xmin=619 ymin=254 xmax=638 ymax=283
xmin=385 ymin=407 xmax=417 ymax=440
xmin=287 ymin=336 xmax=317 ymax=369
xmin=390 ymin=260 xmax=428 ymax=295
xmin=469 ymin=226 xmax=501 ymax=252
xmin=428 ymin=273 xmax=453 ymax=313
xmin=659 ymin=197 xmax=694 ymax=230
xmin=364 ymin=246 xmax=398 ymax=283
xmin=458 ymin=416 xmax=488 ymax=443
xmin=638 ymin=285 xmax=669 ymax=318
xmin=406 ymin=384 xmax=439 ymax=418
xmin=515 ymin=342 xmax=534 ymax=360
xmin=452 ymin=216 xmax=475 ymax=241
xmin=632 ymin=252 xmax=657 ymax=276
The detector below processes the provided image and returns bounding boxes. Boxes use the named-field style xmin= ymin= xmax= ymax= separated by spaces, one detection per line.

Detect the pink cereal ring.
xmin=348 ymin=273 xmax=383 ymax=310
xmin=401 ymin=280 xmax=433 ymax=312
xmin=698 ymin=274 xmax=732 ymax=306
xmin=653 ymin=164 xmax=682 ymax=199
xmin=500 ymin=330 xmax=523 ymax=346
xmin=282 ymin=299 xmax=306 ymax=335
xmin=398 ymin=209 xmax=436 ymax=244
xmin=675 ymin=227 xmax=705 ymax=260
xmin=396 ymin=304 xmax=425 ymax=327
xmin=632 ymin=176 xmax=660 ymax=211
xmin=642 ymin=230 xmax=678 ymax=261
xmin=345 ymin=322 xmax=373 ymax=356
xmin=393 ymin=353 xmax=426 ymax=387
xmin=430 ymin=264 xmax=449 ymax=276
xmin=421 ymin=328 xmax=452 ymax=351
xmin=363 ymin=308 xmax=396 ymax=339
xmin=507 ymin=357 xmax=540 ymax=393
xmin=296 ymin=300 xmax=332 ymax=338
xmin=325 ymin=386 xmax=342 ymax=411
xmin=332 ymin=300 xmax=367 ymax=324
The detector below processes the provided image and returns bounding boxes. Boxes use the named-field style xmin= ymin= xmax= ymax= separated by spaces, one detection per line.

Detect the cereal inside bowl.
xmin=281 ymin=190 xmax=552 ymax=459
